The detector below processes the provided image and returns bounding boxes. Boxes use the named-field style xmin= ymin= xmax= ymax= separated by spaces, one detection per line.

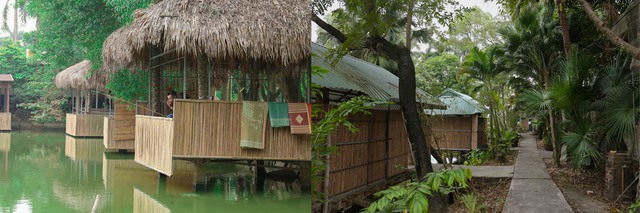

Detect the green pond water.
xmin=0 ymin=131 xmax=311 ymax=213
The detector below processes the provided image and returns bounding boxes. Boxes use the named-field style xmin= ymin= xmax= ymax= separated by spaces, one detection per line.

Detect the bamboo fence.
xmin=430 ymin=114 xmax=486 ymax=150
xmin=65 ymin=135 xmax=104 ymax=162
xmin=66 ymin=113 xmax=104 ymax=137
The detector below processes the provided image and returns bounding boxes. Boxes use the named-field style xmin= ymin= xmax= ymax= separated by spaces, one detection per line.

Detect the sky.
xmin=311 ymin=0 xmax=503 ymax=42
xmin=0 ymin=0 xmax=37 ymax=38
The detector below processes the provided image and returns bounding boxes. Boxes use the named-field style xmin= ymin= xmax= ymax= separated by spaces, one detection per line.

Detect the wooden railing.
xmin=66 ymin=113 xmax=104 ymax=137
xmin=0 ymin=112 xmax=10 ymax=131
xmin=135 ymin=115 xmax=174 ymax=176
xmin=104 ymin=102 xmax=137 ymax=149
xmin=172 ymin=100 xmax=311 ymax=161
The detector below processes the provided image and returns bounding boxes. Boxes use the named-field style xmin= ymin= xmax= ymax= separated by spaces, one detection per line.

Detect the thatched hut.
xmin=311 ymin=43 xmax=444 ymax=212
xmin=101 ymin=0 xmax=311 ymax=176
xmin=55 ymin=60 xmax=108 ymax=137
xmin=427 ymin=89 xmax=487 ymax=151
xmin=0 ymin=74 xmax=12 ymax=131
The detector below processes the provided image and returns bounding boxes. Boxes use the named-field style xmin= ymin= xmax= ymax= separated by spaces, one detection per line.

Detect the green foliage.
xmin=458 ymin=193 xmax=486 ymax=213
xmin=104 ymin=0 xmax=154 ymax=24
xmin=626 ymin=200 xmax=640 ymax=213
xmin=414 ymin=53 xmax=467 ymax=95
xmin=463 ymin=150 xmax=490 ymax=166
xmin=437 ymin=6 xmax=506 ymax=56
xmin=105 ymin=68 xmax=148 ymax=102
xmin=363 ymin=168 xmax=472 ymax=213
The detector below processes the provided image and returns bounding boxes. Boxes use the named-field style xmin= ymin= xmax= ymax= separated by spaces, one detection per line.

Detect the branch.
xmin=312 ymin=13 xmax=347 ymax=43
xmin=577 ymin=0 xmax=640 ymax=60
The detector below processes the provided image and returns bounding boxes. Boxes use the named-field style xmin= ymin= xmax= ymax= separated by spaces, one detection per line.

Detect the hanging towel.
xmin=268 ymin=102 xmax=290 ymax=127
xmin=240 ymin=101 xmax=268 ymax=149
xmin=288 ymin=103 xmax=312 ymax=135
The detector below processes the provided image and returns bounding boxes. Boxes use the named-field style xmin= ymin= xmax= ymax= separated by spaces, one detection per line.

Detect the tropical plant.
xmin=458 ymin=193 xmax=486 ymax=213
xmin=463 ymin=150 xmax=490 ymax=166
xmin=363 ymin=168 xmax=472 ymax=213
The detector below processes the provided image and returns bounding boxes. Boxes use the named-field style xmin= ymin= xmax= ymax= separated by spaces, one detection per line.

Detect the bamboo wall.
xmin=0 ymin=133 xmax=8 ymax=152
xmin=66 ymin=113 xmax=104 ymax=137
xmin=172 ymin=100 xmax=311 ymax=161
xmin=65 ymin=136 xmax=104 ymax=162
xmin=429 ymin=114 xmax=486 ymax=150
xmin=135 ymin=115 xmax=174 ymax=176
xmin=323 ymin=109 xmax=409 ymax=197
xmin=0 ymin=112 xmax=10 ymax=131
xmin=104 ymin=102 xmax=138 ymax=150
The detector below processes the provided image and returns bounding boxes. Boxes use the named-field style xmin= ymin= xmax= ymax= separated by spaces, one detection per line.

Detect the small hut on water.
xmin=427 ymin=89 xmax=487 ymax=151
xmin=55 ymin=60 xmax=108 ymax=137
xmin=101 ymin=0 xmax=311 ymax=177
xmin=311 ymin=43 xmax=444 ymax=212
xmin=0 ymin=74 xmax=13 ymax=131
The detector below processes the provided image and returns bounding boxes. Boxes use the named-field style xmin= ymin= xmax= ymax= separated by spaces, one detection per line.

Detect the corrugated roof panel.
xmin=311 ymin=43 xmax=441 ymax=107
xmin=428 ymin=89 xmax=487 ymax=115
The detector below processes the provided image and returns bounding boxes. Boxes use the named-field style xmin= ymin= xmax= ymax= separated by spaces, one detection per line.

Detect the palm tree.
xmin=460 ymin=46 xmax=509 ymax=151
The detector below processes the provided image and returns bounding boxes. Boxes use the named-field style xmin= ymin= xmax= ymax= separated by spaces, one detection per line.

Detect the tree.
xmin=414 ymin=53 xmax=466 ymax=95
xmin=437 ymin=6 xmax=505 ymax=56
xmin=313 ymin=0 xmax=459 ymax=211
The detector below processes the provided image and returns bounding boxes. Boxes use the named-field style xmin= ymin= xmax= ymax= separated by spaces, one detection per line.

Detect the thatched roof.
xmin=102 ymin=0 xmax=310 ymax=73
xmin=55 ymin=60 xmax=94 ymax=90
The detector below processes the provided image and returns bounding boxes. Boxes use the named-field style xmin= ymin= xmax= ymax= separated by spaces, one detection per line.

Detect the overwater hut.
xmin=427 ymin=89 xmax=487 ymax=151
xmin=101 ymin=0 xmax=311 ymax=177
xmin=311 ymin=43 xmax=444 ymax=212
xmin=0 ymin=74 xmax=13 ymax=131
xmin=55 ymin=60 xmax=108 ymax=137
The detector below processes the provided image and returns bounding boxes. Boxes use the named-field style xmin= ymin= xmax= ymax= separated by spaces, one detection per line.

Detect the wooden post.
xmin=75 ymin=90 xmax=81 ymax=114
xmin=5 ymin=83 xmax=9 ymax=113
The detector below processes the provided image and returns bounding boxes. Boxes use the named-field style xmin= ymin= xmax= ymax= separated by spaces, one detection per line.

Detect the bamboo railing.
xmin=135 ymin=115 xmax=174 ymax=176
xmin=0 ymin=112 xmax=10 ymax=131
xmin=66 ymin=113 xmax=104 ymax=137
xmin=172 ymin=100 xmax=311 ymax=160
xmin=104 ymin=102 xmax=139 ymax=150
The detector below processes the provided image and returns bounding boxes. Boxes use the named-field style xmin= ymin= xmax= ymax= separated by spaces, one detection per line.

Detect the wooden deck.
xmin=0 ymin=112 xmax=10 ymax=131
xmin=135 ymin=100 xmax=311 ymax=176
xmin=66 ymin=113 xmax=104 ymax=137
xmin=104 ymin=102 xmax=138 ymax=150
xmin=64 ymin=135 xmax=104 ymax=162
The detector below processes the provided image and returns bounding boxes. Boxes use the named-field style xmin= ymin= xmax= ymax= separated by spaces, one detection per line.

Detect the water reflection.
xmin=0 ymin=131 xmax=310 ymax=213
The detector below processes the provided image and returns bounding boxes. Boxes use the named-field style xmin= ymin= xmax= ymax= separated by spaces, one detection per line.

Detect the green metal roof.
xmin=311 ymin=43 xmax=443 ymax=108
xmin=428 ymin=89 xmax=487 ymax=115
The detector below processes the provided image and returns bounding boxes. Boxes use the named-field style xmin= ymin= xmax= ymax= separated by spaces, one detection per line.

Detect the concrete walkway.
xmin=502 ymin=133 xmax=573 ymax=213
xmin=432 ymin=164 xmax=513 ymax=178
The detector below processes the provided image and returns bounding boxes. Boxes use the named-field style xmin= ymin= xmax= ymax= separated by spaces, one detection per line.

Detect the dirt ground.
xmin=542 ymin=154 xmax=633 ymax=212
xmin=448 ymin=177 xmax=512 ymax=213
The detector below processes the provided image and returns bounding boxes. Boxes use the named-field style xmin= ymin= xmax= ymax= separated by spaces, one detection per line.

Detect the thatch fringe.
xmin=101 ymin=0 xmax=310 ymax=74
xmin=55 ymin=60 xmax=99 ymax=90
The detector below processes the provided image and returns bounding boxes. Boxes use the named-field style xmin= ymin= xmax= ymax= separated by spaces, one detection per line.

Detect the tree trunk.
xmin=197 ymin=56 xmax=208 ymax=100
xmin=13 ymin=0 xmax=17 ymax=42
xmin=578 ymin=0 xmax=640 ymax=60
xmin=557 ymin=0 xmax=571 ymax=59
xmin=74 ymin=90 xmax=81 ymax=114
xmin=405 ymin=0 xmax=413 ymax=50
xmin=543 ymin=69 xmax=561 ymax=167
xmin=84 ymin=90 xmax=91 ymax=114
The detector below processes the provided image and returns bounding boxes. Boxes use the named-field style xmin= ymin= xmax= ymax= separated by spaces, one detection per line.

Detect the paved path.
xmin=502 ymin=133 xmax=573 ymax=213
xmin=432 ymin=164 xmax=513 ymax=178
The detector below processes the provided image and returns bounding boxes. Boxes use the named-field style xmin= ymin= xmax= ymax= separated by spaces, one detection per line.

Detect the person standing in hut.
xmin=167 ymin=91 xmax=177 ymax=118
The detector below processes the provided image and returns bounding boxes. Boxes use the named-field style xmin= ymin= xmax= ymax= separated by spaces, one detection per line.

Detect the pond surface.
xmin=0 ymin=131 xmax=310 ymax=213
